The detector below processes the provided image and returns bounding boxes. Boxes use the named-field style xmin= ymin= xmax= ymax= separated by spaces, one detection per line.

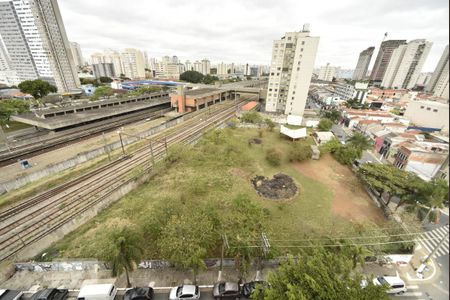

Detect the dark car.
xmin=212 ymin=282 xmax=240 ymax=299
xmin=30 ymin=289 xmax=68 ymax=300
xmin=124 ymin=287 xmax=154 ymax=300
xmin=241 ymin=281 xmax=270 ymax=298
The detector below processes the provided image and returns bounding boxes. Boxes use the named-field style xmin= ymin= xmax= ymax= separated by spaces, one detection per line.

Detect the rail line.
xmin=0 ymin=98 xmax=249 ymax=261
xmin=0 ymin=104 xmax=170 ymax=167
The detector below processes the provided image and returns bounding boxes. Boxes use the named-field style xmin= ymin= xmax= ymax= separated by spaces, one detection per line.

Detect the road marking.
xmin=406 ymin=285 xmax=419 ymax=289
xmin=396 ymin=291 xmax=423 ymax=297
xmin=432 ymin=283 xmax=449 ymax=295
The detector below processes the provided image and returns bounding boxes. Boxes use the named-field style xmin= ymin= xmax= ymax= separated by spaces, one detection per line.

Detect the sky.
xmin=58 ymin=0 xmax=449 ymax=71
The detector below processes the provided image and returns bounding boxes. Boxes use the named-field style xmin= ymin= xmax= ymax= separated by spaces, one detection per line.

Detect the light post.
xmin=117 ymin=130 xmax=125 ymax=156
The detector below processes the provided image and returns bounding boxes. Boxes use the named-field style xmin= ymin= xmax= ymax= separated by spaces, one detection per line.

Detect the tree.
xmin=89 ymin=219 xmax=144 ymax=288
xmin=202 ymin=74 xmax=220 ymax=85
xmin=131 ymin=86 xmax=161 ymax=96
xmin=99 ymin=76 xmax=113 ymax=83
xmin=319 ymin=138 xmax=342 ymax=154
xmin=419 ymin=179 xmax=449 ymax=221
xmin=288 ymin=142 xmax=313 ymax=162
xmin=0 ymin=99 xmax=30 ymax=124
xmin=158 ymin=210 xmax=216 ymax=283
xmin=318 ymin=118 xmax=334 ymax=131
xmin=18 ymin=79 xmax=57 ymax=99
xmin=334 ymin=145 xmax=361 ymax=165
xmin=347 ymin=132 xmax=372 ymax=153
xmin=92 ymin=86 xmax=114 ymax=100
xmin=241 ymin=112 xmax=262 ymax=124
xmin=322 ymin=110 xmax=342 ymax=123
xmin=252 ymin=248 xmax=388 ymax=300
xmin=180 ymin=71 xmax=205 ymax=83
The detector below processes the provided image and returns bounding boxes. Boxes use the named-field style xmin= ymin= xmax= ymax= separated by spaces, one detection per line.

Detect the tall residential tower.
xmin=426 ymin=45 xmax=449 ymax=100
xmin=265 ymin=25 xmax=320 ymax=117
xmin=352 ymin=47 xmax=375 ymax=80
xmin=370 ymin=40 xmax=407 ymax=84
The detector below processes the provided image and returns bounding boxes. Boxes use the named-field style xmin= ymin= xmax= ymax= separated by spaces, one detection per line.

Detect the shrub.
xmin=265 ymin=118 xmax=276 ymax=131
xmin=266 ymin=148 xmax=282 ymax=166
xmin=288 ymin=142 xmax=313 ymax=162
xmin=334 ymin=145 xmax=361 ymax=166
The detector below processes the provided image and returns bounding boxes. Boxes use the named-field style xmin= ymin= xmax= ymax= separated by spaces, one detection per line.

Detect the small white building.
xmin=404 ymin=100 xmax=449 ymax=132
xmin=314 ymin=131 xmax=335 ymax=145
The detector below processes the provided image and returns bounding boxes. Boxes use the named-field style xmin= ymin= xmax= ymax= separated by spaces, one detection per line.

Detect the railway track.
xmin=0 ymin=98 xmax=249 ymax=262
xmin=0 ymin=104 xmax=170 ymax=167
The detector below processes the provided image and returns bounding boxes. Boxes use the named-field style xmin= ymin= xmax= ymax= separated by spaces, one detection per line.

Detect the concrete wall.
xmin=0 ymin=108 xmax=205 ymax=195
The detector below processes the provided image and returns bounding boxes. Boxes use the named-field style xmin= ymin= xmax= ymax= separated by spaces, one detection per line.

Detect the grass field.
xmin=43 ymin=127 xmax=408 ymax=260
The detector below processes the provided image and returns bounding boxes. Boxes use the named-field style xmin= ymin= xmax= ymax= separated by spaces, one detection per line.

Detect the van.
xmin=77 ymin=284 xmax=117 ymax=300
xmin=373 ymin=276 xmax=407 ymax=294
xmin=0 ymin=289 xmax=23 ymax=300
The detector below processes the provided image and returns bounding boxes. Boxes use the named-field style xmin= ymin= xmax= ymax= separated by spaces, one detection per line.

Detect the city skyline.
xmin=56 ymin=0 xmax=448 ymax=71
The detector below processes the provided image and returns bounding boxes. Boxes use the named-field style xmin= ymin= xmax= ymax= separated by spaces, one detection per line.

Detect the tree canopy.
xmin=180 ymin=71 xmax=205 ymax=83
xmin=0 ymin=99 xmax=30 ymax=124
xmin=203 ymin=74 xmax=220 ymax=85
xmin=318 ymin=118 xmax=334 ymax=131
xmin=321 ymin=110 xmax=342 ymax=123
xmin=18 ymin=79 xmax=57 ymax=99
xmin=92 ymin=86 xmax=114 ymax=100
xmin=252 ymin=248 xmax=389 ymax=300
xmin=347 ymin=133 xmax=372 ymax=153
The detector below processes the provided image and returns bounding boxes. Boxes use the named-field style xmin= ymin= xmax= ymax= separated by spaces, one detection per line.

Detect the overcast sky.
xmin=59 ymin=0 xmax=449 ymax=71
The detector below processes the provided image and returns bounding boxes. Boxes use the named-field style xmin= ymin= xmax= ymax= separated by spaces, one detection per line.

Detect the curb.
xmin=405 ymin=259 xmax=437 ymax=282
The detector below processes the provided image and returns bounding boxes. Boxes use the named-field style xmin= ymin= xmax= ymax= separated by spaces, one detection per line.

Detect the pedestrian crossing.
xmin=416 ymin=225 xmax=449 ymax=259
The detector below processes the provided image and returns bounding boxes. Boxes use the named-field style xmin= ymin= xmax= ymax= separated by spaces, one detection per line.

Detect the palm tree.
xmin=347 ymin=132 xmax=372 ymax=153
xmin=109 ymin=236 xmax=143 ymax=287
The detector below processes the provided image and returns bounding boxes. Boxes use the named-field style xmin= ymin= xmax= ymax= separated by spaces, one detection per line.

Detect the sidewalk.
xmin=397 ymin=248 xmax=438 ymax=282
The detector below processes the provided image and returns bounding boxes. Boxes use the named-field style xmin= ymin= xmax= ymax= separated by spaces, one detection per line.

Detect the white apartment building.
xmin=70 ymin=41 xmax=83 ymax=68
xmin=121 ymin=48 xmax=146 ymax=79
xmin=185 ymin=60 xmax=193 ymax=72
xmin=426 ymin=45 xmax=449 ymax=100
xmin=317 ymin=63 xmax=337 ymax=81
xmin=0 ymin=1 xmax=39 ymax=82
xmin=0 ymin=36 xmax=10 ymax=71
xmin=265 ymin=24 xmax=320 ymax=117
xmin=352 ymin=47 xmax=375 ymax=80
xmin=30 ymin=0 xmax=81 ymax=92
xmin=404 ymin=100 xmax=449 ymax=132
xmin=416 ymin=72 xmax=433 ymax=86
xmin=193 ymin=61 xmax=202 ymax=73
xmin=381 ymin=39 xmax=432 ymax=89
xmin=217 ymin=62 xmax=228 ymax=76
xmin=201 ymin=58 xmax=211 ymax=75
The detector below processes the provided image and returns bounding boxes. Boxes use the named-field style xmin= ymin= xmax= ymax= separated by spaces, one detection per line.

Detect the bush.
xmin=334 ymin=146 xmax=361 ymax=165
xmin=241 ymin=112 xmax=262 ymax=124
xmin=265 ymin=118 xmax=276 ymax=131
xmin=318 ymin=118 xmax=334 ymax=131
xmin=319 ymin=138 xmax=342 ymax=154
xmin=288 ymin=142 xmax=313 ymax=162
xmin=266 ymin=148 xmax=282 ymax=166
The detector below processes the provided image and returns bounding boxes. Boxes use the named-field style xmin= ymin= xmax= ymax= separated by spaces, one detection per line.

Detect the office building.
xmin=370 ymin=40 xmax=407 ymax=84
xmin=352 ymin=47 xmax=375 ymax=80
xmin=318 ymin=63 xmax=337 ymax=81
xmin=381 ymin=39 xmax=432 ymax=89
xmin=265 ymin=24 xmax=320 ymax=117
xmin=93 ymin=63 xmax=115 ymax=79
xmin=70 ymin=41 xmax=84 ymax=68
xmin=0 ymin=1 xmax=39 ymax=81
xmin=426 ymin=45 xmax=449 ymax=100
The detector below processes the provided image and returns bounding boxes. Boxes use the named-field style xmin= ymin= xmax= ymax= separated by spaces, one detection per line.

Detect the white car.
xmin=169 ymin=285 xmax=200 ymax=300
xmin=373 ymin=275 xmax=407 ymax=294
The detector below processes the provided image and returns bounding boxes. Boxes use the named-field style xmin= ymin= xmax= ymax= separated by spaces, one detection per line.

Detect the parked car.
xmin=373 ymin=275 xmax=407 ymax=294
xmin=212 ymin=282 xmax=240 ymax=299
xmin=169 ymin=285 xmax=200 ymax=300
xmin=0 ymin=289 xmax=23 ymax=300
xmin=77 ymin=284 xmax=117 ymax=300
xmin=124 ymin=288 xmax=154 ymax=300
xmin=30 ymin=289 xmax=68 ymax=300
xmin=241 ymin=281 xmax=270 ymax=298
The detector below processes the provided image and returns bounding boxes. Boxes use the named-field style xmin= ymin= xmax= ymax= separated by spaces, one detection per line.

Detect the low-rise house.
xmin=314 ymin=131 xmax=335 ymax=145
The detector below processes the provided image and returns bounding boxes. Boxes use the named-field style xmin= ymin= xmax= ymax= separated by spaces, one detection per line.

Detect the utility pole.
xmin=117 ymin=130 xmax=125 ymax=156
xmin=417 ymin=230 xmax=449 ymax=278
xmin=102 ymin=132 xmax=111 ymax=162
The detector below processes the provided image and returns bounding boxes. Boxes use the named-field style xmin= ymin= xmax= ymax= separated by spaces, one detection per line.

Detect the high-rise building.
xmin=0 ymin=36 xmax=11 ymax=71
xmin=70 ymin=42 xmax=84 ymax=68
xmin=193 ymin=61 xmax=202 ymax=73
xmin=12 ymin=0 xmax=53 ymax=80
xmin=370 ymin=40 xmax=407 ymax=84
xmin=30 ymin=0 xmax=80 ymax=92
xmin=381 ymin=39 xmax=432 ymax=89
xmin=185 ymin=60 xmax=193 ymax=72
xmin=217 ymin=62 xmax=228 ymax=76
xmin=121 ymin=48 xmax=146 ymax=79
xmin=201 ymin=58 xmax=211 ymax=75
xmin=93 ymin=63 xmax=115 ymax=79
xmin=352 ymin=47 xmax=375 ymax=80
xmin=0 ymin=1 xmax=39 ymax=82
xmin=265 ymin=24 xmax=320 ymax=117
xmin=426 ymin=45 xmax=449 ymax=100
xmin=317 ymin=63 xmax=337 ymax=81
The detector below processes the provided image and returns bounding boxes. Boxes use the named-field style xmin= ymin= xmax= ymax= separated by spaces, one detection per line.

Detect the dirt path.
xmin=294 ymin=154 xmax=385 ymax=224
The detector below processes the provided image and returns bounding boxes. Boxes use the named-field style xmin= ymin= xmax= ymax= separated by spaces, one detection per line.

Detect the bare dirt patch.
xmin=252 ymin=173 xmax=298 ymax=200
xmin=294 ymin=155 xmax=385 ymax=224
